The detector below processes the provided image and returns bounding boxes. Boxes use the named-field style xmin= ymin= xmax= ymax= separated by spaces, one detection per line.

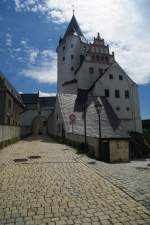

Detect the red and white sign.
xmin=69 ymin=113 xmax=76 ymax=123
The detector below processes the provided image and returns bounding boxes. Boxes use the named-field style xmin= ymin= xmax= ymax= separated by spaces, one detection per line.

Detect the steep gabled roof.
xmin=58 ymin=94 xmax=129 ymax=139
xmin=63 ymin=15 xmax=86 ymax=42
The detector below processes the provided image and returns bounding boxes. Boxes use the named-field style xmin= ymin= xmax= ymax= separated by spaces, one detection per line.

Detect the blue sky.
xmin=0 ymin=0 xmax=150 ymax=119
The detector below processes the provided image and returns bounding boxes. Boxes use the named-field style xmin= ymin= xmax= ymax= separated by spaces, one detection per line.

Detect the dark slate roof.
xmin=63 ymin=15 xmax=86 ymax=42
xmin=39 ymin=97 xmax=56 ymax=108
xmin=58 ymin=94 xmax=129 ymax=139
xmin=21 ymin=93 xmax=38 ymax=105
xmin=0 ymin=72 xmax=24 ymax=106
xmin=21 ymin=94 xmax=56 ymax=108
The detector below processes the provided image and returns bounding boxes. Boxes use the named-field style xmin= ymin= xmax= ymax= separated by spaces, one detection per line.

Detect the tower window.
xmin=116 ymin=106 xmax=120 ymax=111
xmin=125 ymin=90 xmax=130 ymax=99
xmin=109 ymin=74 xmax=113 ymax=79
xmin=89 ymin=67 xmax=94 ymax=74
xmin=105 ymin=89 xmax=109 ymax=98
xmin=119 ymin=75 xmax=123 ymax=80
xmin=71 ymin=66 xmax=74 ymax=71
xmin=62 ymin=46 xmax=65 ymax=50
xmin=71 ymin=55 xmax=74 ymax=60
xmin=71 ymin=43 xmax=74 ymax=48
xmin=62 ymin=56 xmax=65 ymax=61
xmin=115 ymin=90 xmax=120 ymax=98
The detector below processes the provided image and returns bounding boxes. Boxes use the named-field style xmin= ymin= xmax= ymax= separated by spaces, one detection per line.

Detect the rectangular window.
xmin=89 ymin=67 xmax=94 ymax=74
xmin=71 ymin=55 xmax=74 ymax=60
xmin=99 ymin=68 xmax=103 ymax=75
xmin=62 ymin=56 xmax=65 ymax=61
xmin=115 ymin=90 xmax=120 ymax=98
xmin=105 ymin=89 xmax=109 ymax=98
xmin=109 ymin=74 xmax=113 ymax=79
xmin=119 ymin=75 xmax=123 ymax=80
xmin=62 ymin=46 xmax=65 ymax=50
xmin=125 ymin=90 xmax=130 ymax=98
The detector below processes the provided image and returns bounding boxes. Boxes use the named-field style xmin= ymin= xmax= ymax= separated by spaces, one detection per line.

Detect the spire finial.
xmin=72 ymin=4 xmax=75 ymax=15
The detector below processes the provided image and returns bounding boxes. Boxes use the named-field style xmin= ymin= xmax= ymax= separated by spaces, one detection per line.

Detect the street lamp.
xmin=95 ymin=100 xmax=103 ymax=160
xmin=83 ymin=103 xmax=87 ymax=146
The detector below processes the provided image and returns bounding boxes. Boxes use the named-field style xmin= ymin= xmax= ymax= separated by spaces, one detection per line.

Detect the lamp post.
xmin=95 ymin=100 xmax=103 ymax=160
xmin=83 ymin=103 xmax=87 ymax=146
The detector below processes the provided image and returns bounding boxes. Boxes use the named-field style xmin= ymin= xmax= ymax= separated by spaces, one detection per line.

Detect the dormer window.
xmin=89 ymin=67 xmax=94 ymax=74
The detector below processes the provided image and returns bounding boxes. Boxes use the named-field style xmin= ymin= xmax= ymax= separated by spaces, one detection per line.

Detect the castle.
xmin=0 ymin=14 xmax=142 ymax=162
xmin=48 ymin=14 xmax=142 ymax=162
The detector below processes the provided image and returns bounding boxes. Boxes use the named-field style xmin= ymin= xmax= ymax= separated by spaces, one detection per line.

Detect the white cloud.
xmin=13 ymin=0 xmax=150 ymax=84
xmin=39 ymin=91 xmax=56 ymax=97
xmin=21 ymin=49 xmax=57 ymax=84
xmin=5 ymin=33 xmax=12 ymax=47
xmin=29 ymin=49 xmax=39 ymax=63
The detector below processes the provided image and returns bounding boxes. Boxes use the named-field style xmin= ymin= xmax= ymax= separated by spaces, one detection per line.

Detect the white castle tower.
xmin=56 ymin=14 xmax=142 ymax=133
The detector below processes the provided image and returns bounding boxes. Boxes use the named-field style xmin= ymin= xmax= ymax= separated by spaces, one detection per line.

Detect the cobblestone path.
xmin=0 ymin=136 xmax=150 ymax=225
xmin=80 ymin=155 xmax=150 ymax=211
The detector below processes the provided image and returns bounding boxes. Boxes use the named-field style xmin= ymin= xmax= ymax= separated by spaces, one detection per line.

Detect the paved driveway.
xmin=0 ymin=136 xmax=150 ymax=225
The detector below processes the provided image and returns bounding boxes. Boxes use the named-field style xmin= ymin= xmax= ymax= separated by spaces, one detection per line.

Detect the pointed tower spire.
xmin=62 ymin=15 xmax=86 ymax=42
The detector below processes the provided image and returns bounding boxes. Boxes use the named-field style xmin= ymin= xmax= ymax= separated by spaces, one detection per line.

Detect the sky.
xmin=0 ymin=0 xmax=150 ymax=119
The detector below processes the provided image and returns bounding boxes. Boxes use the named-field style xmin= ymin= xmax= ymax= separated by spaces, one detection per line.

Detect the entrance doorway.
xmin=32 ymin=116 xmax=47 ymax=136
xmin=101 ymin=141 xmax=110 ymax=162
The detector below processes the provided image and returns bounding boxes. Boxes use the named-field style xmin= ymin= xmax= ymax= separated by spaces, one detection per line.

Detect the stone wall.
xmin=66 ymin=133 xmax=129 ymax=162
xmin=0 ymin=125 xmax=31 ymax=145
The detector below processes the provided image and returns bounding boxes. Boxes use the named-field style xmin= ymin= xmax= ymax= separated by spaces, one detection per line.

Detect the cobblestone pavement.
xmin=0 ymin=136 xmax=150 ymax=225
xmin=79 ymin=154 xmax=150 ymax=211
